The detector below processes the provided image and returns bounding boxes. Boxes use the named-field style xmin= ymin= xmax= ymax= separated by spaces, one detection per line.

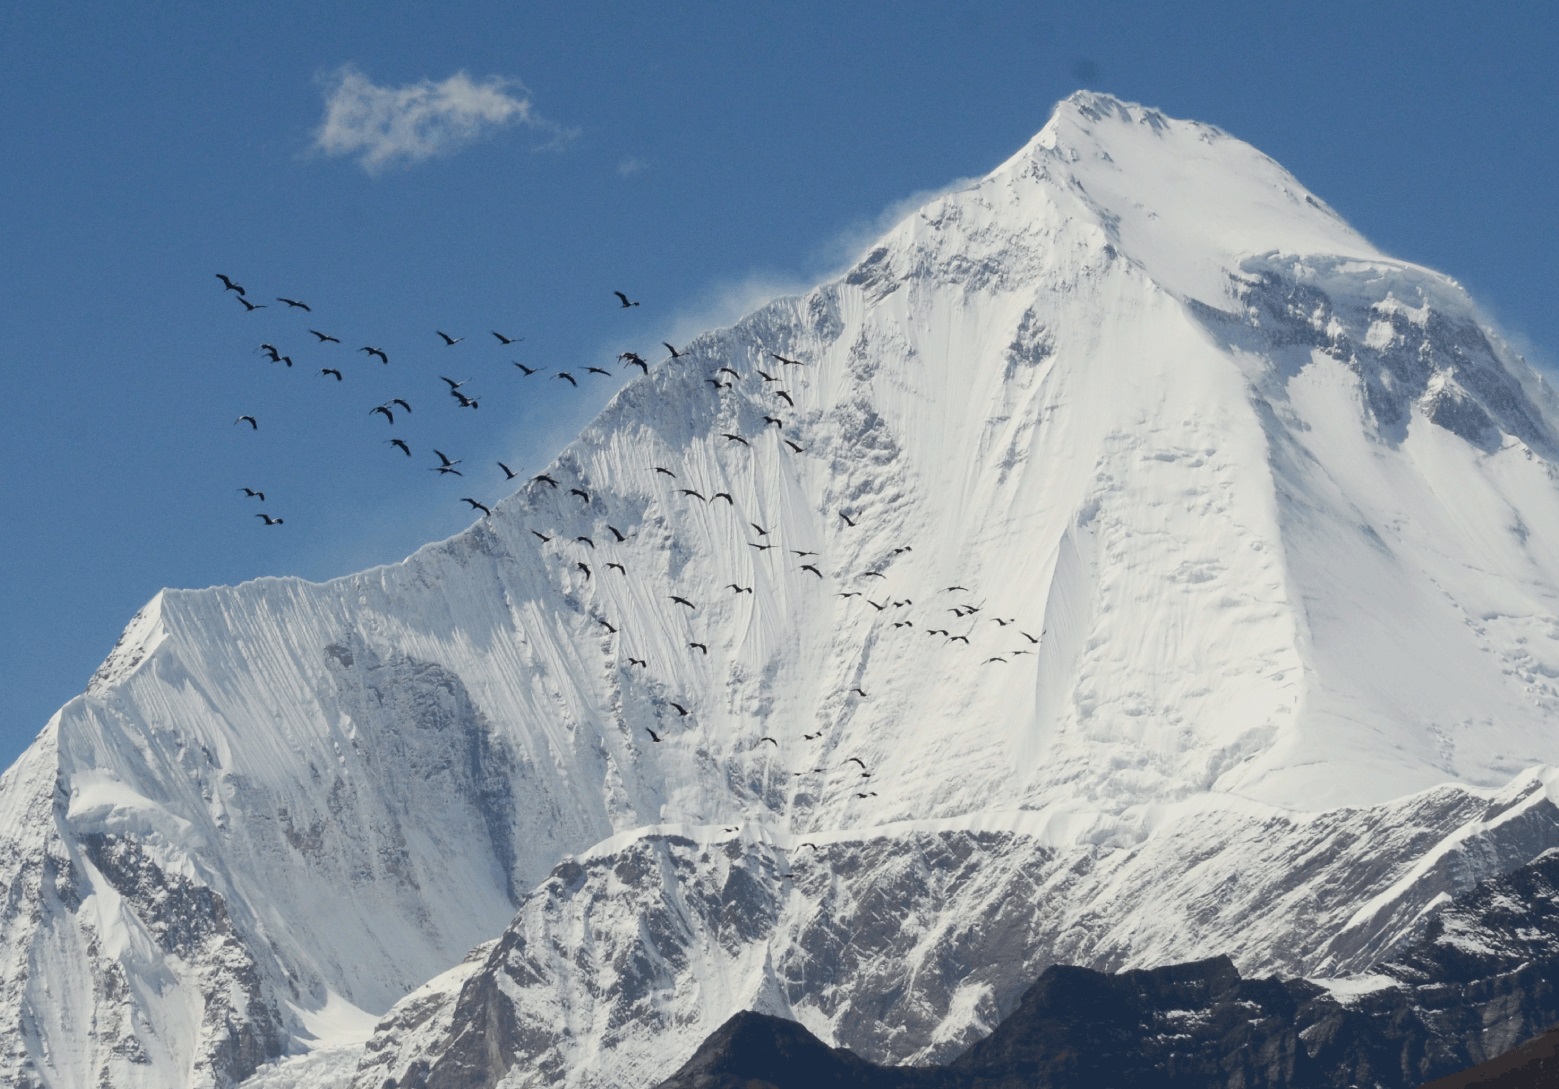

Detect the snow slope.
xmin=4 ymin=92 xmax=1559 ymax=1089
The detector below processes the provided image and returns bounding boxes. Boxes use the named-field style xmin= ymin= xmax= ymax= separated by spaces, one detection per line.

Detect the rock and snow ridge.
xmin=4 ymin=91 xmax=1559 ymax=1089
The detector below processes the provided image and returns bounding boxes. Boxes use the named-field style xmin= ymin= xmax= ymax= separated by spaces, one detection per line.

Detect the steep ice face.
xmin=4 ymin=92 xmax=1559 ymax=1089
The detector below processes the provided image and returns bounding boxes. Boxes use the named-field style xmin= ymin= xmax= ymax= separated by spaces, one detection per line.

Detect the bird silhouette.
xmin=984 ymin=656 xmax=1007 ymax=664
xmin=577 ymin=562 xmax=592 ymax=579
xmin=803 ymin=731 xmax=823 ymax=740
xmin=669 ymin=702 xmax=690 ymax=716
xmin=607 ymin=525 xmax=628 ymax=542
xmin=680 ymin=488 xmax=706 ymax=501
xmin=492 ymin=331 xmax=521 ymax=345
xmin=711 ymin=492 xmax=734 ymax=504
xmin=756 ymin=369 xmax=779 ymax=383
xmin=309 ymin=330 xmax=340 ymax=344
xmin=994 ymin=618 xmax=1012 ymax=627
xmin=763 ymin=416 xmax=783 ymax=428
xmin=628 ymin=657 xmax=647 ymax=668
xmin=717 ymin=367 xmax=740 ymax=379
xmin=836 ymin=591 xmax=860 ymax=599
xmin=1021 ymin=631 xmax=1040 ymax=644
xmin=759 ymin=737 xmax=778 ymax=746
xmin=726 ymin=584 xmax=753 ymax=594
xmin=750 ymin=522 xmax=769 ymax=536
xmin=770 ymin=352 xmax=802 ymax=366
xmin=452 ymin=391 xmax=480 ymax=410
xmin=461 ymin=498 xmax=492 ymax=516
xmin=623 ymin=357 xmax=648 ymax=374
xmin=865 ymin=599 xmax=886 ymax=611
xmin=586 ymin=366 xmax=612 ymax=377
xmin=944 ymin=586 xmax=968 ymax=593
xmin=646 ymin=728 xmax=663 ymax=743
xmin=845 ymin=758 xmax=866 ymax=769
xmin=576 ymin=536 xmax=595 ymax=548
xmin=949 ymin=635 xmax=970 ymax=644
xmin=432 ymin=465 xmax=463 ymax=477
xmin=654 ymin=466 xmax=677 ymax=478
xmin=432 ymin=450 xmax=463 ymax=471
xmin=532 ymin=530 xmax=552 ymax=542
xmin=239 ymin=488 xmax=265 ymax=500
xmin=370 ymin=405 xmax=395 ymax=424
xmin=514 ymin=362 xmax=539 ymax=375
xmin=257 ymin=343 xmax=282 ymax=361
xmin=839 ymin=512 xmax=857 ymax=526
xmin=436 ymin=331 xmax=463 ymax=346
xmin=277 ymin=297 xmax=310 ymax=310
xmin=555 ymin=372 xmax=578 ymax=387
xmin=234 ymin=415 xmax=258 ymax=429
xmin=689 ymin=642 xmax=708 ymax=655
xmin=498 ymin=462 xmax=517 ymax=480
xmin=598 ymin=618 xmax=617 ymax=633
xmin=320 ymin=368 xmax=343 ymax=381
xmin=721 ymin=434 xmax=750 ymax=447
xmin=851 ymin=687 xmax=868 ymax=698
xmin=706 ymin=379 xmax=730 ymax=390
xmin=613 ymin=291 xmax=639 ymax=308
xmin=440 ymin=376 xmax=469 ymax=390
xmin=670 ymin=596 xmax=696 ymax=610
xmin=775 ymin=390 xmax=794 ymax=406
xmin=256 ymin=513 xmax=284 ymax=525
xmin=663 ymin=341 xmax=681 ymax=358
xmin=799 ymin=842 xmax=819 ymax=851
xmin=532 ymin=474 xmax=559 ymax=488
xmin=607 ymin=562 xmax=626 ymax=574
xmin=386 ymin=439 xmax=411 ymax=457
xmin=237 ymin=296 xmax=266 ymax=311
xmin=800 ymin=564 xmax=823 ymax=578
xmin=784 ymin=440 xmax=804 ymax=453
xmin=854 ymin=792 xmax=878 ymax=799
xmin=216 ymin=274 xmax=245 ymax=294
xmin=569 ymin=488 xmax=590 ymax=503
xmin=791 ymin=550 xmax=818 ymax=557
xmin=360 ymin=346 xmax=389 ymax=364
xmin=861 ymin=572 xmax=886 ymax=580
xmin=750 ymin=543 xmax=775 ymax=551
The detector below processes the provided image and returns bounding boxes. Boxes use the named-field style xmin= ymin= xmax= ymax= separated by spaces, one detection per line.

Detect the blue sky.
xmin=4 ymin=2 xmax=1557 ymax=764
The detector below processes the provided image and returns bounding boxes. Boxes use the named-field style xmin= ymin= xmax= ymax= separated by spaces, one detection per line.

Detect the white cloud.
xmin=314 ymin=65 xmax=573 ymax=173
xmin=617 ymin=155 xmax=648 ymax=177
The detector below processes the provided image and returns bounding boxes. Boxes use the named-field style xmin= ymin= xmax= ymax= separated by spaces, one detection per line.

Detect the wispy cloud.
xmin=314 ymin=65 xmax=574 ymax=173
xmin=617 ymin=155 xmax=648 ymax=177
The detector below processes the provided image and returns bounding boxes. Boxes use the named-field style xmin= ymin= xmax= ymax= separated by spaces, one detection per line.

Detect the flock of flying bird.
xmin=215 ymin=271 xmax=1046 ymax=816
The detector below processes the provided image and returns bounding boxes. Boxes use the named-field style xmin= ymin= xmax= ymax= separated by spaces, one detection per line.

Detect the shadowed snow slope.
xmin=5 ymin=92 xmax=1559 ymax=1089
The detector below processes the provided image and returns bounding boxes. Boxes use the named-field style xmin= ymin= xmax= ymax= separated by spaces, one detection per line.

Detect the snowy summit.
xmin=4 ymin=92 xmax=1559 ymax=1089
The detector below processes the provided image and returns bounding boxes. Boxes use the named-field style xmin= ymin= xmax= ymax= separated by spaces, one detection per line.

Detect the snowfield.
xmin=4 ymin=92 xmax=1559 ymax=1089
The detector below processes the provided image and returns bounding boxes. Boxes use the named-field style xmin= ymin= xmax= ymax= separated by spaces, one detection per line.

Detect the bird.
xmin=865 ymin=599 xmax=886 ymax=611
xmin=320 ymin=367 xmax=343 ymax=381
xmin=763 ymin=416 xmax=783 ymax=428
xmin=784 ymin=440 xmax=804 ymax=453
xmin=654 ymin=467 xmax=677 ymax=478
xmin=391 ymin=398 xmax=412 ymax=414
xmin=1021 ymin=631 xmax=1040 ymax=644
xmin=278 ymin=355 xmax=296 ymax=367
xmin=492 ymin=331 xmax=521 ymax=345
xmin=944 ymin=586 xmax=969 ymax=593
xmin=861 ymin=572 xmax=887 ymax=580
xmin=711 ymin=492 xmax=734 ymax=505
xmin=234 ymin=415 xmax=258 ymax=429
xmin=749 ymin=543 xmax=775 ymax=551
xmin=461 ymin=498 xmax=492 ymax=516
xmin=770 ymin=352 xmax=802 ymax=366
xmin=756 ymin=369 xmax=779 ymax=383
xmin=277 ymin=297 xmax=311 ymax=311
xmin=706 ymin=379 xmax=730 ymax=390
xmin=452 ymin=392 xmax=480 ymax=410
xmin=607 ymin=525 xmax=628 ymax=542
xmin=851 ymin=687 xmax=868 ymax=698
xmin=669 ymin=702 xmax=690 ymax=716
xmin=360 ymin=346 xmax=389 ymax=364
xmin=436 ymin=331 xmax=463 ymax=346
xmin=216 ymin=274 xmax=245 ymax=294
xmin=257 ymin=343 xmax=282 ymax=362
xmin=239 ymin=487 xmax=265 ymax=500
xmin=790 ymin=550 xmax=818 ymax=558
xmin=839 ymin=512 xmax=857 ymax=527
xmin=1011 ymin=649 xmax=1033 ymax=656
xmin=726 ymin=584 xmax=753 ymax=594
xmin=663 ymin=342 xmax=681 ymax=358
xmin=628 ymin=657 xmax=647 ymax=668
xmin=576 ymin=536 xmax=595 ymax=548
xmin=836 ymin=591 xmax=860 ymax=599
xmin=623 ymin=357 xmax=648 ymax=374
xmin=670 ymin=596 xmax=696 ymax=610
xmin=532 ymin=474 xmax=559 ymax=488
xmin=689 ymin=642 xmax=708 ymax=655
xmin=949 ymin=635 xmax=970 ymax=645
xmin=721 ymin=434 xmax=750 ymax=447
xmin=433 ymin=451 xmax=463 ymax=471
xmin=994 ymin=618 xmax=1012 ymax=627
xmin=759 ymin=737 xmax=778 ymax=746
xmin=586 ymin=366 xmax=612 ymax=377
xmin=717 ymin=367 xmax=740 ymax=379
xmin=680 ymin=488 xmax=706 ymax=502
xmin=514 ymin=362 xmax=539 ymax=376
xmin=577 ymin=562 xmax=592 ymax=579
xmin=386 ymin=439 xmax=411 ymax=457
xmin=309 ymin=330 xmax=340 ymax=344
xmin=498 ymin=462 xmax=517 ymax=480
xmin=598 ymin=618 xmax=617 ymax=634
xmin=803 ymin=731 xmax=822 ymax=740
xmin=432 ymin=465 xmax=464 ymax=477
xmin=645 ymin=728 xmax=663 ymax=743
xmin=256 ymin=513 xmax=284 ymax=525
xmin=613 ymin=291 xmax=640 ymax=308
xmin=237 ymin=296 xmax=266 ymax=311
xmin=775 ymin=390 xmax=794 ymax=406
xmin=750 ymin=522 xmax=769 ymax=536
xmin=798 ymin=842 xmax=819 ymax=851
xmin=370 ymin=405 xmax=395 ymax=424
xmin=607 ymin=562 xmax=626 ymax=574
xmin=440 ymin=376 xmax=469 ymax=390
xmin=984 ymin=656 xmax=1007 ymax=664
xmin=555 ymin=372 xmax=578 ymax=387
xmin=845 ymin=757 xmax=866 ymax=768
xmin=892 ymin=546 xmax=912 ymax=554
xmin=854 ymin=792 xmax=878 ymax=799
xmin=569 ymin=488 xmax=590 ymax=503
xmin=619 ymin=351 xmax=646 ymax=364
xmin=800 ymin=564 xmax=823 ymax=578
xmin=531 ymin=530 xmax=552 ymax=543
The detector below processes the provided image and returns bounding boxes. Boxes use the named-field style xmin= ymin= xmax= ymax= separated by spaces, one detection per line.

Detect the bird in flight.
xmin=770 ymin=352 xmax=803 ymax=366
xmin=452 ymin=391 xmax=479 ymax=410
xmin=717 ymin=367 xmax=740 ymax=380
xmin=622 ymin=356 xmax=648 ymax=374
xmin=577 ymin=562 xmax=592 ymax=579
xmin=645 ymin=728 xmax=663 ymax=743
xmin=680 ymin=488 xmax=706 ymax=502
xmin=784 ymin=440 xmax=804 ymax=453
xmin=851 ymin=687 xmax=868 ymax=698
xmin=803 ymin=731 xmax=822 ymax=740
xmin=607 ymin=525 xmax=628 ymax=542
xmin=749 ymin=543 xmax=774 ymax=551
xmin=614 ymin=291 xmax=640 ymax=308
xmin=865 ymin=599 xmax=886 ymax=611
xmin=216 ymin=274 xmax=245 ymax=294
xmin=555 ymin=372 xmax=578 ymax=387
xmin=750 ymin=522 xmax=769 ymax=536
xmin=654 ymin=466 xmax=677 ymax=478
xmin=436 ymin=331 xmax=463 ymax=346
xmin=320 ymin=368 xmax=343 ymax=381
xmin=775 ymin=390 xmax=794 ymax=406
xmin=706 ymin=379 xmax=730 ymax=390
xmin=492 ymin=331 xmax=521 ymax=345
xmin=461 ymin=498 xmax=492 ymax=517
xmin=721 ymin=433 xmax=750 ymax=447
xmin=359 ymin=347 xmax=388 ymax=365
xmin=256 ymin=513 xmax=284 ymax=525
xmin=257 ymin=343 xmax=282 ymax=362
xmin=532 ymin=474 xmax=559 ymax=488
xmin=861 ymin=572 xmax=887 ymax=580
xmin=669 ymin=702 xmax=690 ymax=716
xmin=845 ymin=757 xmax=866 ymax=769
xmin=607 ymin=562 xmax=626 ymax=574
xmin=576 ymin=536 xmax=595 ymax=548
xmin=569 ymin=487 xmax=590 ymax=503
xmin=586 ymin=366 xmax=613 ymax=377
xmin=759 ymin=737 xmax=778 ymax=746
xmin=234 ymin=415 xmax=258 ymax=429
xmin=663 ymin=342 xmax=682 ymax=358
xmin=689 ymin=642 xmax=709 ymax=655
xmin=763 ymin=416 xmax=783 ymax=428
xmin=498 ymin=462 xmax=517 ymax=480
xmin=1021 ymin=631 xmax=1040 ymax=644
xmin=836 ymin=591 xmax=860 ymax=599
xmin=371 ymin=404 xmax=395 ymax=424
xmin=839 ymin=512 xmax=857 ymax=527
xmin=985 ymin=656 xmax=1007 ymax=664
xmin=628 ymin=657 xmax=647 ymax=668
xmin=800 ymin=564 xmax=823 ymax=578
xmin=531 ymin=530 xmax=552 ymax=543
xmin=791 ymin=550 xmax=818 ymax=558
xmin=237 ymin=296 xmax=266 ymax=312
xmin=711 ymin=492 xmax=734 ymax=505
xmin=726 ymin=584 xmax=753 ymax=594
xmin=277 ymin=297 xmax=311 ymax=311
xmin=239 ymin=487 xmax=265 ymax=500
xmin=440 ymin=376 xmax=469 ymax=391
xmin=386 ymin=439 xmax=411 ymax=457
xmin=309 ymin=330 xmax=340 ymax=344
xmin=756 ymin=369 xmax=779 ymax=383
xmin=670 ymin=595 xmax=697 ymax=610
xmin=514 ymin=362 xmax=539 ymax=376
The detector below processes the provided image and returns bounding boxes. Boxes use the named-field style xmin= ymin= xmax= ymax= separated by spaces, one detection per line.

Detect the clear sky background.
xmin=4 ymin=2 xmax=1557 ymax=766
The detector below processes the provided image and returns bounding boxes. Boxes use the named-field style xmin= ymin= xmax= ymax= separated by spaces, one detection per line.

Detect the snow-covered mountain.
xmin=6 ymin=91 xmax=1559 ymax=1089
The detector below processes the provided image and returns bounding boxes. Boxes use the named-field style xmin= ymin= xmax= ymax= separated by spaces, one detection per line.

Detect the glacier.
xmin=5 ymin=91 xmax=1559 ymax=1089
